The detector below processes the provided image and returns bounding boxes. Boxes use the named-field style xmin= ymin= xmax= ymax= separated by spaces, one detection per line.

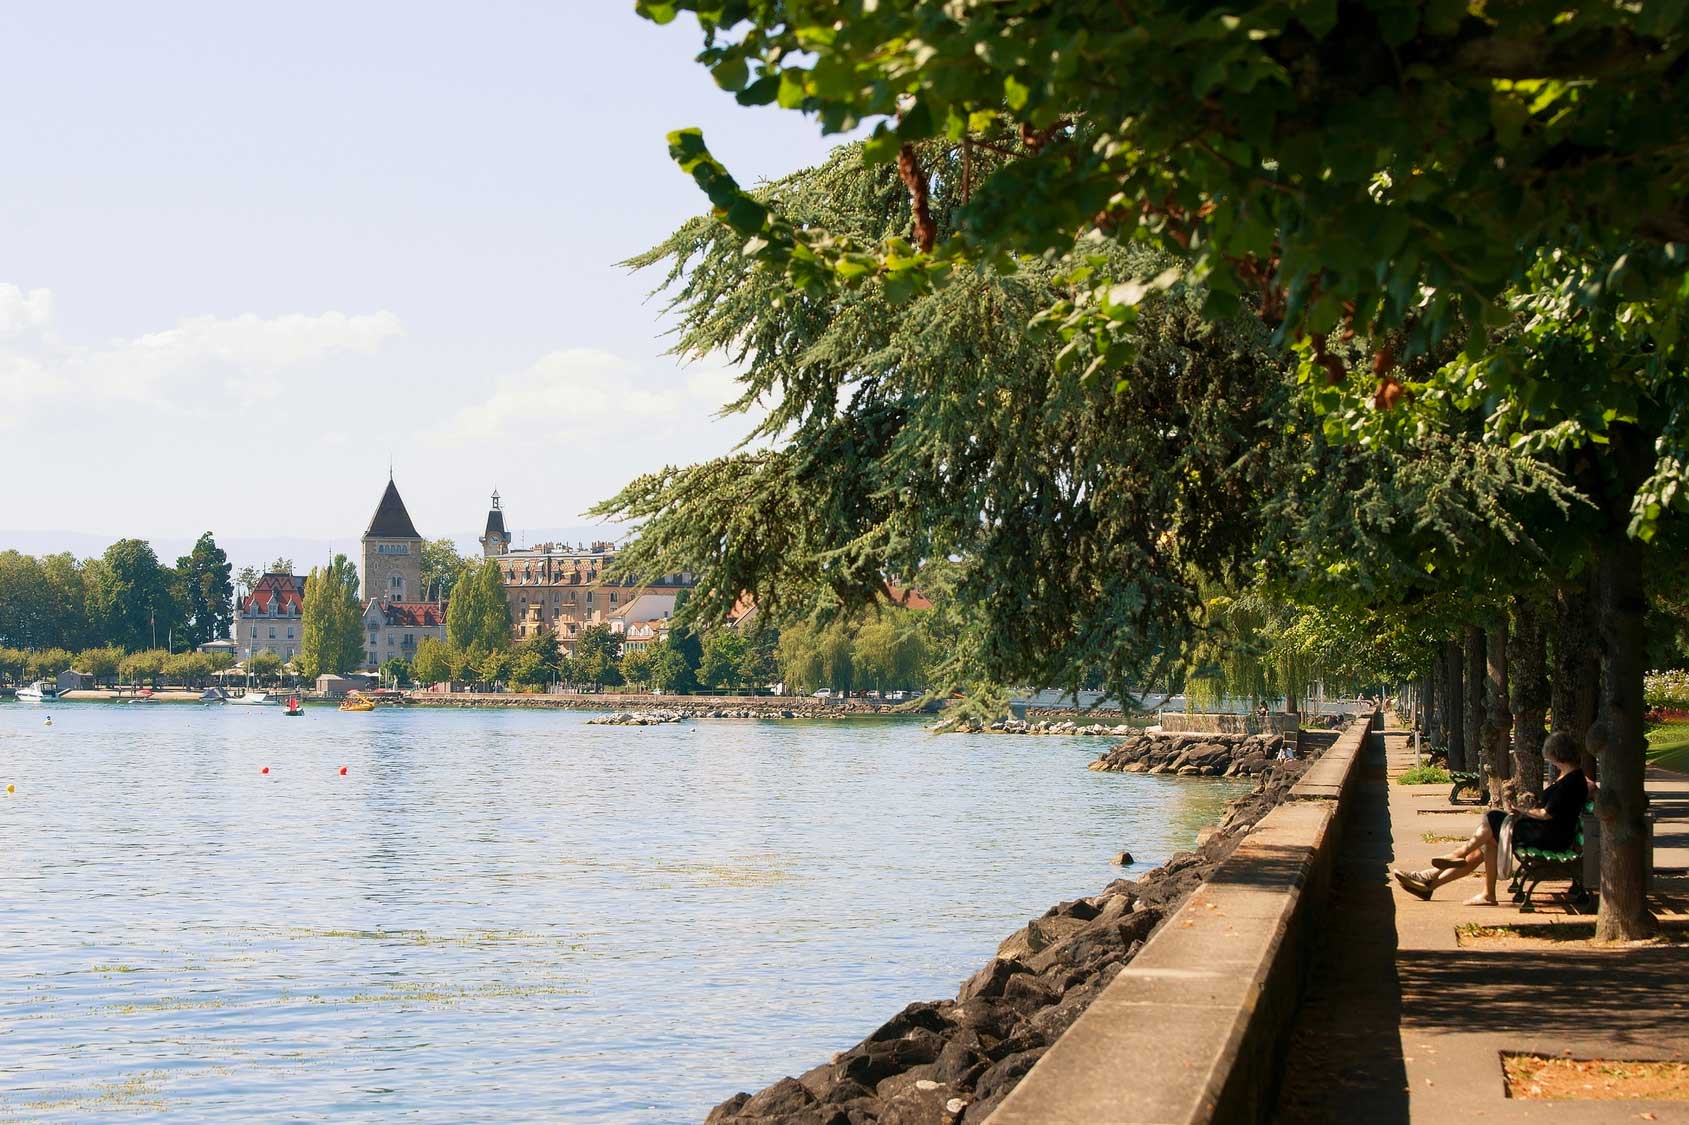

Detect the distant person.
xmin=1392 ymin=733 xmax=1588 ymax=905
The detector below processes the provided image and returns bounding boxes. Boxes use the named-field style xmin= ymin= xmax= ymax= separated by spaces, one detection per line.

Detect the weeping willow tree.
xmin=1181 ymin=587 xmax=1321 ymax=712
xmin=596 ymin=140 xmax=1298 ymax=704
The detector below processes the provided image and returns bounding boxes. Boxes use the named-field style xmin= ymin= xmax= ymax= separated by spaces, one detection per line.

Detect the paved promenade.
xmin=1273 ymin=720 xmax=1689 ymax=1122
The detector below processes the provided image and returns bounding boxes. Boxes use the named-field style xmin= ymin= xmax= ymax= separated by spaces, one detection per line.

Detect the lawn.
xmin=1647 ymin=721 xmax=1689 ymax=774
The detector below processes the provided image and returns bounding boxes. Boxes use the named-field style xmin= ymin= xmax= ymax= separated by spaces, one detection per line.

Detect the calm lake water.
xmin=0 ymin=702 xmax=1244 ymax=1123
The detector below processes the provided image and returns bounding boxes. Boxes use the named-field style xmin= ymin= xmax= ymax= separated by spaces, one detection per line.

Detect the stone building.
xmin=358 ymin=476 xmax=446 ymax=669
xmin=361 ymin=598 xmax=446 ymax=670
xmin=477 ymin=491 xmax=695 ymax=652
xmin=235 ymin=572 xmax=306 ymax=663
xmin=362 ymin=475 xmax=423 ymax=604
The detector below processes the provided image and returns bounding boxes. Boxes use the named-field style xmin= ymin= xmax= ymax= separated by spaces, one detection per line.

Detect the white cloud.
xmin=428 ymin=347 xmax=753 ymax=449
xmin=0 ymin=284 xmax=404 ymax=419
xmin=0 ymin=284 xmax=53 ymax=339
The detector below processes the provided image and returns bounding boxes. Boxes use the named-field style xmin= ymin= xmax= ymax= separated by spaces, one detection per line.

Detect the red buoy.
xmin=339 ymin=766 xmax=348 ymax=776
xmin=260 ymin=766 xmax=270 ymax=775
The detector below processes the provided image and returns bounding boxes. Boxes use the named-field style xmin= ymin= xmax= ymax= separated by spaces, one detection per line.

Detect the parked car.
xmin=885 ymin=690 xmax=910 ymax=702
xmin=812 ymin=688 xmax=832 ymax=698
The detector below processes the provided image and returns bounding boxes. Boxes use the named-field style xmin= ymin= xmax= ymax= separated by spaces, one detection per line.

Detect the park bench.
xmin=1448 ymin=770 xmax=1484 ymax=806
xmin=1507 ymin=801 xmax=1595 ymax=913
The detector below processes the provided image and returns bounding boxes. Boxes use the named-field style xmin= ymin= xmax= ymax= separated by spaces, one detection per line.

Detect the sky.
xmin=0 ymin=3 xmax=850 ymax=565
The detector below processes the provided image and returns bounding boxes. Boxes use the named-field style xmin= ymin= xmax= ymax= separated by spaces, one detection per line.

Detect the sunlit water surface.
xmin=0 ymin=702 xmax=1245 ymax=1122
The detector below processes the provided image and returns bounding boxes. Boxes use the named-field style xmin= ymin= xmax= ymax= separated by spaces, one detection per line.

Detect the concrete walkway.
xmin=1273 ymin=724 xmax=1689 ymax=1122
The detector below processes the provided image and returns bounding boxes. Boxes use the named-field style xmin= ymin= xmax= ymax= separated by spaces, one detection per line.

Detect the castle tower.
xmin=361 ymin=474 xmax=423 ymax=603
xmin=480 ymin=489 xmax=512 ymax=558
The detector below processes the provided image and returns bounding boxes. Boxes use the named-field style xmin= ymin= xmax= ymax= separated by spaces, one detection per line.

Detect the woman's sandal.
xmin=1392 ymin=869 xmax=1434 ymax=900
xmin=1430 ymin=856 xmax=1468 ymax=870
xmin=1462 ymin=893 xmax=1497 ymax=906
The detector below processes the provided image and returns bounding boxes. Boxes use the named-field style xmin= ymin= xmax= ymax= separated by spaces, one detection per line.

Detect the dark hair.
xmin=1543 ymin=732 xmax=1580 ymax=766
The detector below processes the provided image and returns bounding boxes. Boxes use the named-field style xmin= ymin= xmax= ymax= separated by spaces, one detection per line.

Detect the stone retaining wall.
xmin=405 ymin=692 xmax=882 ymax=719
xmin=702 ymin=748 xmax=1327 ymax=1124
xmin=987 ymin=716 xmax=1374 ymax=1125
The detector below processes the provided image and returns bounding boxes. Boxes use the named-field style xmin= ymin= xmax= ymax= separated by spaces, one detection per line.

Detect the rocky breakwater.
xmin=1087 ymin=730 xmax=1287 ymax=778
xmin=938 ymin=718 xmax=1135 ymax=737
xmin=704 ymin=757 xmax=1314 ymax=1125
xmin=587 ymin=703 xmax=845 ymax=724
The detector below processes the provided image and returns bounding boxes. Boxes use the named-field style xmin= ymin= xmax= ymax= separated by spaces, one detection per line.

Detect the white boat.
xmin=16 ymin=680 xmax=59 ymax=702
xmin=228 ymin=691 xmax=280 ymax=706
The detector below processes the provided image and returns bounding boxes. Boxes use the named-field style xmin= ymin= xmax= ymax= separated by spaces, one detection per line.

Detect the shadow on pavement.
xmin=1271 ymin=738 xmax=1410 ymax=1124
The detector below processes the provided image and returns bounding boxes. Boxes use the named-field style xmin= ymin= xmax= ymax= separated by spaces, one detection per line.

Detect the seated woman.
xmin=1392 ymin=732 xmax=1589 ymax=905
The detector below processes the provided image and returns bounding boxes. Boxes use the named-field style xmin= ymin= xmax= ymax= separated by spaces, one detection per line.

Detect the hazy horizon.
xmin=0 ymin=4 xmax=845 ymax=542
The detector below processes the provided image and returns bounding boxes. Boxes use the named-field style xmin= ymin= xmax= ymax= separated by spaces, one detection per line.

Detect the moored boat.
xmin=229 ymin=691 xmax=280 ymax=706
xmin=338 ymin=692 xmax=376 ymax=712
xmin=284 ymin=695 xmax=304 ymax=716
xmin=16 ymin=681 xmax=59 ymax=702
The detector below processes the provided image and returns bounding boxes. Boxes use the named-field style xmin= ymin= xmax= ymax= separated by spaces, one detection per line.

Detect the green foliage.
xmin=476 ymin=647 xmax=509 ymax=688
xmin=600 ymin=141 xmax=1297 ymax=701
xmin=446 ymin=559 xmax=512 ymax=653
xmin=412 ymin=636 xmax=451 ymax=685
xmin=118 ymin=648 xmax=165 ymax=685
xmin=298 ymin=554 xmax=364 ymax=678
xmin=570 ymin=624 xmax=623 ymax=688
xmin=1396 ymin=765 xmax=1453 ymax=786
xmin=420 ymin=538 xmax=467 ymax=602
xmin=175 ymin=532 xmax=234 ymax=647
xmin=380 ymin=656 xmax=412 ymax=689
xmin=90 ymin=539 xmax=180 ymax=652
xmin=509 ymin=629 xmax=563 ymax=690
xmin=77 ymin=645 xmax=124 ymax=686
xmin=698 ymin=625 xmax=780 ymax=692
xmin=247 ymin=650 xmax=284 ymax=681
xmin=642 ymin=2 xmax=1689 ymax=400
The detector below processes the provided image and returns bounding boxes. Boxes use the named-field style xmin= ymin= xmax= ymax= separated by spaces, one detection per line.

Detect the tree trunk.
xmin=1444 ymin=639 xmax=1466 ymax=770
xmin=1592 ymin=534 xmax=1658 ymax=941
xmin=1552 ymin=575 xmax=1601 ymax=778
xmin=1509 ymin=594 xmax=1549 ymax=801
xmin=1483 ymin=621 xmax=1512 ymax=804
xmin=1419 ymin=671 xmax=1433 ymax=736
xmin=1463 ymin=625 xmax=1485 ymax=777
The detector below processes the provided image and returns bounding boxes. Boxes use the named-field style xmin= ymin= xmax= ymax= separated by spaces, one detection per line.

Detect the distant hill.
xmin=0 ymin=525 xmax=624 ymax=576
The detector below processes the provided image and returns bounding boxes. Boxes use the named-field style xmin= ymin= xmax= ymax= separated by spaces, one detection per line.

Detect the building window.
xmin=286 ymin=628 xmax=294 ymax=639
xmin=268 ymin=627 xmax=277 ymax=639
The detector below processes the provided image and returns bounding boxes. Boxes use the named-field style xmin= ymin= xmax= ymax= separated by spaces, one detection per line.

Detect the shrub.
xmin=1644 ymin=669 xmax=1689 ymax=711
xmin=1396 ymin=764 xmax=1452 ymax=785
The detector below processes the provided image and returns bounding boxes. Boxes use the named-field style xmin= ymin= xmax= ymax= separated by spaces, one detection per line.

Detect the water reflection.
xmin=0 ymin=703 xmax=1245 ymax=1122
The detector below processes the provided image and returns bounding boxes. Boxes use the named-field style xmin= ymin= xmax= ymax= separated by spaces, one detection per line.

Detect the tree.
xmin=90 ymin=540 xmax=180 ymax=651
xmin=446 ymin=559 xmax=512 ymax=653
xmin=175 ymin=532 xmax=234 ymax=647
xmin=420 ymin=538 xmax=467 ymax=602
xmin=476 ymin=647 xmax=509 ymax=689
xmin=119 ymin=648 xmax=165 ymax=686
xmin=381 ymin=656 xmax=412 ymax=689
xmin=641 ymin=1 xmax=1689 ymax=939
xmin=509 ymin=629 xmax=562 ymax=690
xmin=571 ymin=624 xmax=623 ymax=689
xmin=698 ymin=629 xmax=749 ymax=691
xmin=413 ymin=636 xmax=451 ymax=686
xmin=77 ymin=645 xmax=124 ymax=687
xmin=248 ymin=650 xmax=283 ymax=682
xmin=268 ymin=557 xmax=294 ymax=574
xmin=620 ymin=645 xmax=655 ymax=690
xmin=237 ymin=565 xmax=261 ymax=596
xmin=298 ymin=554 xmax=364 ymax=678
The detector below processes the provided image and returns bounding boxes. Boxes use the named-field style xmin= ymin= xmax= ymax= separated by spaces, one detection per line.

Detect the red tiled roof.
xmin=241 ymin=573 xmax=305 ymax=616
xmin=886 ymin=583 xmax=932 ymax=611
xmin=374 ymin=601 xmax=446 ymax=627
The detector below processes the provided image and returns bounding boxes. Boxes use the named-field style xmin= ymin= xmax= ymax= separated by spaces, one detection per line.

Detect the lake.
xmin=0 ymin=702 xmax=1245 ymax=1122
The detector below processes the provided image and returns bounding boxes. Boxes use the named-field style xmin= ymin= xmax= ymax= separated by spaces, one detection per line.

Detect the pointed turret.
xmin=481 ymin=489 xmax=513 ymax=558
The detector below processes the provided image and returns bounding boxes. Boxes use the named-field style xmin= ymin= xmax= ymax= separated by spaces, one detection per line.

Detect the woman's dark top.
xmin=1515 ymin=768 xmax=1589 ymax=851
